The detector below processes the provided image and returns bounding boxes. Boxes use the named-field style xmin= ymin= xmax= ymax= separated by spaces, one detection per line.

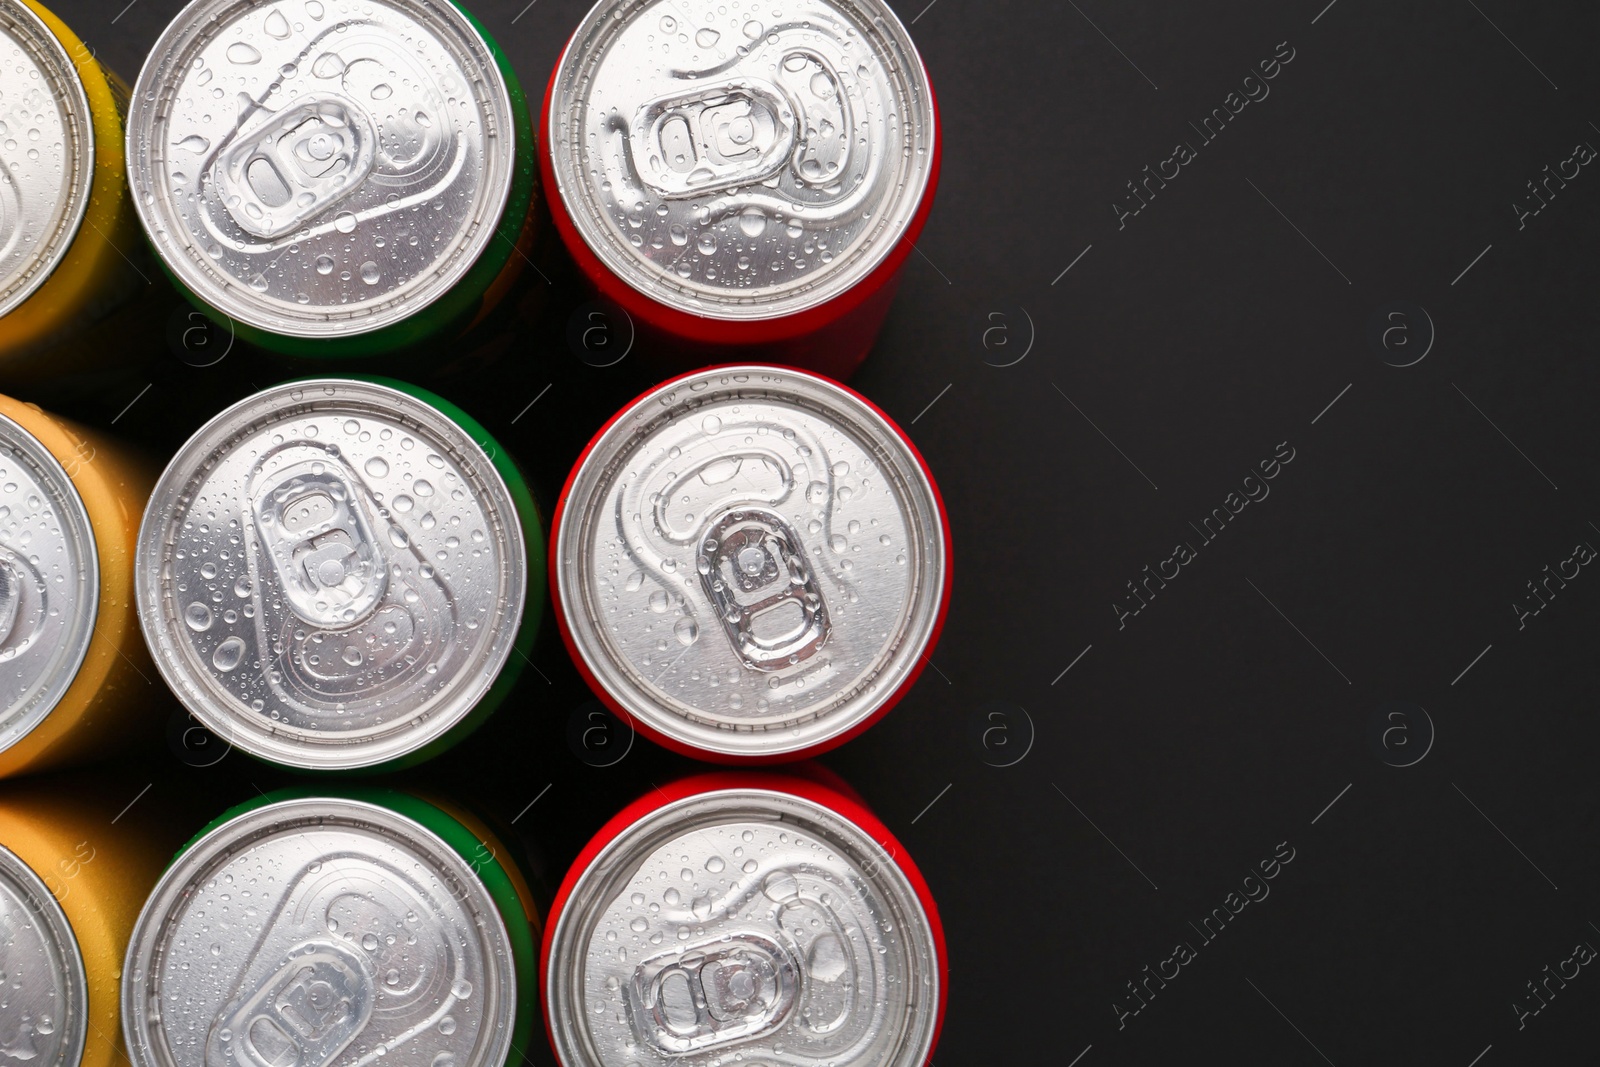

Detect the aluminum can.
xmin=0 ymin=0 xmax=143 ymax=373
xmin=541 ymin=771 xmax=947 ymax=1067
xmin=552 ymin=365 xmax=950 ymax=762
xmin=121 ymin=789 xmax=539 ymax=1067
xmin=0 ymin=775 xmax=184 ymax=1067
xmin=0 ymin=396 xmax=156 ymax=779
xmin=126 ymin=0 xmax=538 ymax=357
xmin=135 ymin=378 xmax=542 ymax=772
xmin=542 ymin=0 xmax=940 ymax=379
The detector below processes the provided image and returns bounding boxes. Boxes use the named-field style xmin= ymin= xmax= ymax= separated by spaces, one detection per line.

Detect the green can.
xmin=121 ymin=788 xmax=540 ymax=1067
xmin=135 ymin=378 xmax=543 ymax=772
xmin=125 ymin=0 xmax=537 ymax=357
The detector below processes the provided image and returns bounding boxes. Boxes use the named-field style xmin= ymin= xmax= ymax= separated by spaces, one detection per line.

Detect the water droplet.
xmin=392 ymin=494 xmax=413 ymax=513
xmin=415 ymin=110 xmax=432 ymax=128
xmin=659 ymin=14 xmax=677 ymax=32
xmin=697 ymin=233 xmax=717 ymax=255
xmin=361 ymin=933 xmax=379 ymax=951
xmin=413 ymin=479 xmax=434 ymax=498
xmin=743 ymin=20 xmax=763 ymax=39
xmin=305 ymin=0 xmax=324 ymax=19
xmin=786 ymin=219 xmax=803 ymax=239
xmin=437 ymin=1016 xmax=457 ymax=1036
xmin=175 ymin=134 xmax=210 ymax=154
xmin=312 ymin=53 xmax=345 ymax=79
xmin=702 ymin=415 xmax=722 ymax=435
xmin=185 ymin=603 xmax=214 ymax=632
xmin=762 ymin=870 xmax=800 ymax=901
xmin=810 ymin=71 xmax=835 ymax=98
xmin=263 ymin=10 xmax=291 ymax=38
xmin=695 ymin=28 xmax=721 ymax=47
xmin=360 ymin=261 xmax=380 ymax=285
xmin=829 ymin=534 xmax=848 ymax=554
xmin=674 ymin=617 xmax=698 ymax=646
xmin=624 ymin=571 xmax=644 ymax=592
xmin=364 ymin=456 xmax=388 ymax=478
xmin=806 ymin=482 xmax=828 ymax=505
xmin=212 ymin=636 xmax=245 ymax=672
xmin=739 ymin=209 xmax=766 ymax=237
xmin=705 ymin=856 xmax=725 ymax=873
xmin=450 ymin=979 xmax=473 ymax=1000
xmin=315 ymin=255 xmax=334 ymax=275
xmin=742 ymin=859 xmax=758 ymax=874
xmin=334 ymin=211 xmax=357 ymax=233
xmin=370 ymin=83 xmax=393 ymax=100
xmin=648 ymin=590 xmax=670 ymax=614
xmin=226 ymin=43 xmax=262 ymax=65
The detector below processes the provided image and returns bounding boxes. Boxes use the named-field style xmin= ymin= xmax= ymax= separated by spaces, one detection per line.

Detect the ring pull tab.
xmin=252 ymin=458 xmax=388 ymax=629
xmin=774 ymin=51 xmax=854 ymax=186
xmin=629 ymin=80 xmax=795 ymax=198
xmin=210 ymin=940 xmax=374 ymax=1067
xmin=699 ymin=507 xmax=829 ymax=672
xmin=629 ymin=933 xmax=798 ymax=1054
xmin=215 ymin=93 xmax=377 ymax=239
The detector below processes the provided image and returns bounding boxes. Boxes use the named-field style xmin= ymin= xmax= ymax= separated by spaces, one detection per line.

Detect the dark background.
xmin=28 ymin=0 xmax=1600 ymax=1063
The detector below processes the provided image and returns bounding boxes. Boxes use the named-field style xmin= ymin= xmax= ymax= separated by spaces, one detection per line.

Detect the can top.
xmin=0 ymin=412 xmax=98 ymax=757
xmin=122 ymin=797 xmax=516 ymax=1067
xmin=0 ymin=844 xmax=87 ymax=1067
xmin=0 ymin=0 xmax=94 ymax=318
xmin=557 ymin=367 xmax=945 ymax=758
xmin=547 ymin=0 xmax=936 ymax=321
xmin=136 ymin=379 xmax=526 ymax=770
xmin=546 ymin=786 xmax=940 ymax=1067
xmin=126 ymin=0 xmax=517 ymax=339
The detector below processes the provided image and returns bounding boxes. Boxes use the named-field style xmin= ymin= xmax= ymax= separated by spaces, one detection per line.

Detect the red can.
xmin=541 ymin=0 xmax=941 ymax=380
xmin=541 ymin=770 xmax=947 ymax=1067
xmin=551 ymin=365 xmax=952 ymax=763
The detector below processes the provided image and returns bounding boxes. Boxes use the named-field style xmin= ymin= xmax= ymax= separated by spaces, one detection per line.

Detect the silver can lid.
xmin=546 ymin=787 xmax=940 ymax=1067
xmin=0 ymin=0 xmax=94 ymax=318
xmin=547 ymin=0 xmax=936 ymax=320
xmin=0 ymin=844 xmax=87 ymax=1067
xmin=136 ymin=380 xmax=527 ymax=770
xmin=122 ymin=797 xmax=516 ymax=1067
xmin=127 ymin=0 xmax=518 ymax=339
xmin=557 ymin=367 xmax=945 ymax=758
xmin=0 ymin=413 xmax=98 ymax=758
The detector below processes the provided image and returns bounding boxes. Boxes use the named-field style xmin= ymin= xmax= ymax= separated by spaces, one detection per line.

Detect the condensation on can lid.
xmin=135 ymin=379 xmax=526 ymax=771
xmin=0 ymin=412 xmax=98 ymax=758
xmin=126 ymin=0 xmax=517 ymax=339
xmin=121 ymin=797 xmax=515 ymax=1067
xmin=547 ymin=0 xmax=936 ymax=320
xmin=0 ymin=1 xmax=94 ymax=318
xmin=0 ymin=844 xmax=87 ymax=1067
xmin=557 ymin=367 xmax=945 ymax=758
xmin=545 ymin=788 xmax=940 ymax=1067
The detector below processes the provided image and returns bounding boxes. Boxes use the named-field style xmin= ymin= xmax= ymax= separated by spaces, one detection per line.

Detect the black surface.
xmin=31 ymin=0 xmax=1600 ymax=1063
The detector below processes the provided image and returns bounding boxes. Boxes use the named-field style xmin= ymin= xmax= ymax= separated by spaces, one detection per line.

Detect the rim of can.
xmin=125 ymin=0 xmax=518 ymax=340
xmin=0 ymin=0 xmax=94 ymax=319
xmin=134 ymin=378 xmax=527 ymax=771
xmin=0 ymin=843 xmax=88 ymax=1067
xmin=540 ymin=774 xmax=947 ymax=1067
xmin=0 ymin=409 xmax=99 ymax=758
xmin=543 ymin=0 xmax=938 ymax=324
xmin=121 ymin=796 xmax=518 ymax=1067
xmin=552 ymin=364 xmax=951 ymax=762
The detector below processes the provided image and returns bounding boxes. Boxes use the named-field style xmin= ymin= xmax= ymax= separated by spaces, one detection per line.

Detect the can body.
xmin=121 ymin=789 xmax=539 ymax=1067
xmin=0 ymin=774 xmax=183 ymax=1067
xmin=542 ymin=0 xmax=941 ymax=380
xmin=541 ymin=771 xmax=947 ymax=1067
xmin=126 ymin=0 xmax=538 ymax=357
xmin=0 ymin=0 xmax=143 ymax=375
xmin=0 ymin=396 xmax=156 ymax=779
xmin=136 ymin=378 xmax=543 ymax=772
xmin=552 ymin=365 xmax=951 ymax=762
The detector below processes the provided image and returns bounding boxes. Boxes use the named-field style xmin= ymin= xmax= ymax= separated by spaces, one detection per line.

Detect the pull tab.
xmin=252 ymin=459 xmax=388 ymax=629
xmin=211 ymin=941 xmax=374 ymax=1067
xmin=774 ymin=51 xmax=854 ymax=186
xmin=699 ymin=508 xmax=829 ymax=672
xmin=215 ymin=93 xmax=376 ymax=239
xmin=628 ymin=933 xmax=798 ymax=1055
xmin=629 ymin=80 xmax=795 ymax=198
xmin=0 ymin=551 xmax=21 ymax=646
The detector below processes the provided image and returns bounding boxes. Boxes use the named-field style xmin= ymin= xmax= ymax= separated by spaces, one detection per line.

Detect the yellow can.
xmin=0 ymin=395 xmax=157 ymax=778
xmin=0 ymin=774 xmax=183 ymax=1067
xmin=0 ymin=0 xmax=142 ymax=374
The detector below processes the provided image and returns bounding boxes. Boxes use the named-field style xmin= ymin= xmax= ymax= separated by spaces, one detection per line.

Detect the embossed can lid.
xmin=121 ymin=797 xmax=516 ymax=1067
xmin=0 ymin=0 xmax=94 ymax=319
xmin=554 ymin=366 xmax=947 ymax=759
xmin=546 ymin=0 xmax=936 ymax=320
xmin=544 ymin=785 xmax=941 ymax=1067
xmin=0 ymin=844 xmax=87 ymax=1067
xmin=0 ymin=412 xmax=98 ymax=758
xmin=127 ymin=0 xmax=518 ymax=338
xmin=135 ymin=379 xmax=526 ymax=770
